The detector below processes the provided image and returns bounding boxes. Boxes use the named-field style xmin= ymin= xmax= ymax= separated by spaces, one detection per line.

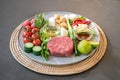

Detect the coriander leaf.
xmin=34 ymin=13 xmax=47 ymax=29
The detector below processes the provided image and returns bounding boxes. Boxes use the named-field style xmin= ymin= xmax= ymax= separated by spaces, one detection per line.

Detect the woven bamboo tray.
xmin=10 ymin=22 xmax=107 ymax=75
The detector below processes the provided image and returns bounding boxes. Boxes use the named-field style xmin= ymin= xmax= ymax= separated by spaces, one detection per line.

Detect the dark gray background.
xmin=0 ymin=0 xmax=120 ymax=80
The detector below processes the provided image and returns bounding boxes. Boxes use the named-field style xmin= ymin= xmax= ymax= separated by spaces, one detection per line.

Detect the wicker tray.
xmin=10 ymin=22 xmax=107 ymax=75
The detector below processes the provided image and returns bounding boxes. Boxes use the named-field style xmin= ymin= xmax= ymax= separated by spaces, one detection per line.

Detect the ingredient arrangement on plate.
xmin=21 ymin=13 xmax=99 ymax=61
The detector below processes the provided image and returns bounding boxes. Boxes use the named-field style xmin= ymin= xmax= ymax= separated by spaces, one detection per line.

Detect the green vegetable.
xmin=34 ymin=13 xmax=47 ymax=29
xmin=69 ymin=19 xmax=73 ymax=25
xmin=39 ymin=23 xmax=50 ymax=60
xmin=67 ymin=20 xmax=80 ymax=56
xmin=24 ymin=42 xmax=34 ymax=53
xmin=34 ymin=13 xmax=49 ymax=60
xmin=33 ymin=46 xmax=41 ymax=56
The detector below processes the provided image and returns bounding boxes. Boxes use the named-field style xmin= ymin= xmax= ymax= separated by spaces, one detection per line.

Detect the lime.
xmin=90 ymin=41 xmax=99 ymax=48
xmin=77 ymin=40 xmax=92 ymax=54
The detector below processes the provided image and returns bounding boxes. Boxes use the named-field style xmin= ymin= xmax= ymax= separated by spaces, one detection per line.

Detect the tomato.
xmin=23 ymin=20 xmax=31 ymax=26
xmin=30 ymin=18 xmax=36 ymax=24
xmin=23 ymin=37 xmax=33 ymax=43
xmin=33 ymin=39 xmax=41 ymax=46
xmin=31 ymin=23 xmax=35 ymax=28
xmin=31 ymin=33 xmax=40 ymax=40
xmin=22 ymin=31 xmax=32 ymax=38
xmin=24 ymin=26 xmax=32 ymax=32
xmin=31 ymin=28 xmax=39 ymax=34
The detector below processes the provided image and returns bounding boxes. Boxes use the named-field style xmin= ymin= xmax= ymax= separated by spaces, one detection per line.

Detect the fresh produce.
xmin=24 ymin=26 xmax=32 ymax=32
xmin=72 ymin=19 xmax=91 ymax=26
xmin=22 ymin=14 xmax=44 ymax=58
xmin=31 ymin=28 xmax=39 ymax=34
xmin=22 ymin=31 xmax=32 ymax=38
xmin=33 ymin=46 xmax=41 ymax=56
xmin=34 ymin=13 xmax=47 ymax=29
xmin=23 ymin=20 xmax=31 ymax=26
xmin=33 ymin=39 xmax=41 ymax=46
xmin=77 ymin=40 xmax=92 ymax=54
xmin=67 ymin=19 xmax=80 ymax=56
xmin=23 ymin=37 xmax=33 ymax=43
xmin=24 ymin=42 xmax=34 ymax=53
xmin=39 ymin=24 xmax=50 ymax=60
xmin=30 ymin=18 xmax=36 ymax=24
xmin=90 ymin=41 xmax=99 ymax=48
xmin=31 ymin=33 xmax=40 ymax=40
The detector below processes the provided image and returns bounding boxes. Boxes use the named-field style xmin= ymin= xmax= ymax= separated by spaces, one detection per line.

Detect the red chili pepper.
xmin=72 ymin=19 xmax=91 ymax=26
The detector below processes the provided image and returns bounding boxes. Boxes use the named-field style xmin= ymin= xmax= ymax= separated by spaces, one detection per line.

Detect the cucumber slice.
xmin=33 ymin=46 xmax=41 ymax=56
xmin=24 ymin=42 xmax=33 ymax=53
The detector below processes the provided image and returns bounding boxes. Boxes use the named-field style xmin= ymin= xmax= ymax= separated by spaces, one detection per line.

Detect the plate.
xmin=18 ymin=11 xmax=100 ymax=66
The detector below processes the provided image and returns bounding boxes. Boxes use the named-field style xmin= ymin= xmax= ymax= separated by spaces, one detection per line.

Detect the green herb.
xmin=39 ymin=23 xmax=50 ymax=60
xmin=34 ymin=13 xmax=47 ymax=29
xmin=67 ymin=20 xmax=80 ymax=56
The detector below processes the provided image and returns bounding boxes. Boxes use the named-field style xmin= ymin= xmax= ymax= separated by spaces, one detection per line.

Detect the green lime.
xmin=90 ymin=41 xmax=99 ymax=48
xmin=77 ymin=40 xmax=92 ymax=54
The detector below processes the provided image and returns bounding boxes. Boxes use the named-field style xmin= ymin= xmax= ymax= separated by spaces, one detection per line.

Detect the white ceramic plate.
xmin=18 ymin=11 xmax=100 ymax=66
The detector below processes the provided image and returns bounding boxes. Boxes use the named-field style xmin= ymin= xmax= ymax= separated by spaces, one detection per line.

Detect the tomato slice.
xmin=23 ymin=37 xmax=33 ymax=43
xmin=30 ymin=18 xmax=36 ymax=24
xmin=31 ymin=33 xmax=40 ymax=40
xmin=24 ymin=26 xmax=32 ymax=32
xmin=33 ymin=39 xmax=41 ymax=46
xmin=23 ymin=20 xmax=31 ymax=26
xmin=31 ymin=28 xmax=40 ymax=34
xmin=22 ymin=31 xmax=32 ymax=38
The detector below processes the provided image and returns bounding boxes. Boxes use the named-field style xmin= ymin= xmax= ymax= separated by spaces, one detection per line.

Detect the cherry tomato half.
xmin=30 ymin=18 xmax=36 ymax=24
xmin=23 ymin=20 xmax=31 ymax=26
xmin=23 ymin=37 xmax=33 ymax=43
xmin=33 ymin=39 xmax=41 ymax=46
xmin=24 ymin=26 xmax=32 ymax=32
xmin=31 ymin=33 xmax=40 ymax=40
xmin=31 ymin=28 xmax=39 ymax=34
xmin=22 ymin=31 xmax=32 ymax=38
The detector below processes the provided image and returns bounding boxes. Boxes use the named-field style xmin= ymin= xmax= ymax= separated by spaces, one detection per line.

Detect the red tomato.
xmin=31 ymin=28 xmax=39 ymax=34
xmin=23 ymin=20 xmax=31 ymax=26
xmin=32 ymin=33 xmax=40 ymax=40
xmin=33 ymin=39 xmax=41 ymax=46
xmin=31 ymin=23 xmax=35 ymax=28
xmin=24 ymin=26 xmax=32 ymax=32
xmin=30 ymin=18 xmax=36 ymax=24
xmin=23 ymin=37 xmax=33 ymax=43
xmin=22 ymin=31 xmax=32 ymax=38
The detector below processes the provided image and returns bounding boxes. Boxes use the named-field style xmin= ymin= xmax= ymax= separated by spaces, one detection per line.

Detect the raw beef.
xmin=47 ymin=36 xmax=74 ymax=57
